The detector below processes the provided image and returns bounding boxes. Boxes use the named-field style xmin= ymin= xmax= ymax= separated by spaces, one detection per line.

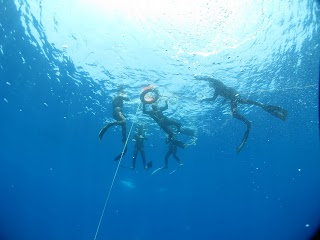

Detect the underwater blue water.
xmin=1 ymin=0 xmax=320 ymax=239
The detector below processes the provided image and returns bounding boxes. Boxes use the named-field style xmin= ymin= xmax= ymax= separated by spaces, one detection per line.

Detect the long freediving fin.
xmin=151 ymin=167 xmax=166 ymax=175
xmin=236 ymin=129 xmax=250 ymax=153
xmin=169 ymin=163 xmax=184 ymax=175
xmin=114 ymin=146 xmax=128 ymax=161
xmin=262 ymin=105 xmax=288 ymax=121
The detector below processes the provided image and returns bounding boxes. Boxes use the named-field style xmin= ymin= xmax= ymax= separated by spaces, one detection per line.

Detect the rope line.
xmin=93 ymin=102 xmax=141 ymax=240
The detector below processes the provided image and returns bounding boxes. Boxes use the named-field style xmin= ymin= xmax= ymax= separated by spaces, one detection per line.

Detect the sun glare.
xmin=78 ymin=0 xmax=250 ymax=25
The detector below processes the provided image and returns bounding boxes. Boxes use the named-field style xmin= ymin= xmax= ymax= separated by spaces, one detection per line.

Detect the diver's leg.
xmin=239 ymin=98 xmax=288 ymax=121
xmin=140 ymin=148 xmax=147 ymax=169
xmin=238 ymin=98 xmax=264 ymax=108
xmin=132 ymin=147 xmax=138 ymax=169
xmin=161 ymin=125 xmax=175 ymax=139
xmin=231 ymin=101 xmax=251 ymax=128
xmin=172 ymin=146 xmax=182 ymax=164
xmin=164 ymin=151 xmax=171 ymax=168
xmin=231 ymin=101 xmax=251 ymax=153
xmin=173 ymin=154 xmax=181 ymax=164
xmin=117 ymin=111 xmax=127 ymax=143
xmin=120 ymin=122 xmax=127 ymax=143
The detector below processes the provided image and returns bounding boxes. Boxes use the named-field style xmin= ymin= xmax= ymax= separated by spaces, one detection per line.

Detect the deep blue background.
xmin=1 ymin=1 xmax=320 ymax=240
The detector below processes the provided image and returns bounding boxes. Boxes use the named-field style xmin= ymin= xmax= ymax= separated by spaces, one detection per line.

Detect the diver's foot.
xmin=146 ymin=161 xmax=153 ymax=169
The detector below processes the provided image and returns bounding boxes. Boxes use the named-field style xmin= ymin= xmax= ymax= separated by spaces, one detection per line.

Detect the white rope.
xmin=93 ymin=102 xmax=141 ymax=240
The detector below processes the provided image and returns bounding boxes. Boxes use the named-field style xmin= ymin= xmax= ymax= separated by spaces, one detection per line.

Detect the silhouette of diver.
xmin=142 ymin=100 xmax=195 ymax=139
xmin=201 ymin=77 xmax=288 ymax=153
xmin=163 ymin=135 xmax=185 ymax=169
xmin=99 ymin=88 xmax=130 ymax=143
xmin=99 ymin=88 xmax=130 ymax=160
xmin=151 ymin=135 xmax=185 ymax=175
xmin=131 ymin=124 xmax=152 ymax=170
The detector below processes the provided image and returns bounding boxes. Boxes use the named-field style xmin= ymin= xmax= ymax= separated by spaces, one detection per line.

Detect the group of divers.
xmin=98 ymin=77 xmax=288 ymax=175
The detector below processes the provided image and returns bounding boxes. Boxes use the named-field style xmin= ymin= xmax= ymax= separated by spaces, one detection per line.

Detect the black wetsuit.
xmin=99 ymin=94 xmax=130 ymax=142
xmin=203 ymin=78 xmax=287 ymax=152
xmin=132 ymin=132 xmax=147 ymax=169
xmin=164 ymin=137 xmax=184 ymax=168
xmin=142 ymin=101 xmax=181 ymax=138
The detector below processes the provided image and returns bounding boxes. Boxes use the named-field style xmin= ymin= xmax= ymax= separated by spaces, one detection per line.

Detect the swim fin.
xmin=236 ymin=128 xmax=250 ymax=153
xmin=98 ymin=123 xmax=111 ymax=140
xmin=169 ymin=163 xmax=184 ymax=175
xmin=262 ymin=105 xmax=288 ymax=121
xmin=114 ymin=146 xmax=128 ymax=161
xmin=147 ymin=161 xmax=153 ymax=169
xmin=151 ymin=167 xmax=166 ymax=175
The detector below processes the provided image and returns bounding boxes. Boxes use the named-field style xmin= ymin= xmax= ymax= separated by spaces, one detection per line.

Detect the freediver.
xmin=151 ymin=135 xmax=185 ymax=175
xmin=99 ymin=87 xmax=130 ymax=144
xmin=142 ymin=100 xmax=195 ymax=140
xmin=131 ymin=124 xmax=152 ymax=170
xmin=200 ymin=77 xmax=288 ymax=153
xmin=163 ymin=135 xmax=185 ymax=169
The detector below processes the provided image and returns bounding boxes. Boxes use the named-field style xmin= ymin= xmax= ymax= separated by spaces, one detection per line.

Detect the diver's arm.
xmin=160 ymin=100 xmax=169 ymax=111
xmin=142 ymin=104 xmax=150 ymax=114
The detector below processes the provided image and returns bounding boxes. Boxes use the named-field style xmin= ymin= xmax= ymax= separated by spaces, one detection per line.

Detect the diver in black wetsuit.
xmin=142 ymin=101 xmax=195 ymax=139
xmin=163 ymin=135 xmax=185 ymax=169
xmin=99 ymin=88 xmax=130 ymax=143
xmin=131 ymin=124 xmax=152 ymax=170
xmin=142 ymin=100 xmax=182 ymax=138
xmin=200 ymin=77 xmax=288 ymax=153
xmin=151 ymin=135 xmax=185 ymax=175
